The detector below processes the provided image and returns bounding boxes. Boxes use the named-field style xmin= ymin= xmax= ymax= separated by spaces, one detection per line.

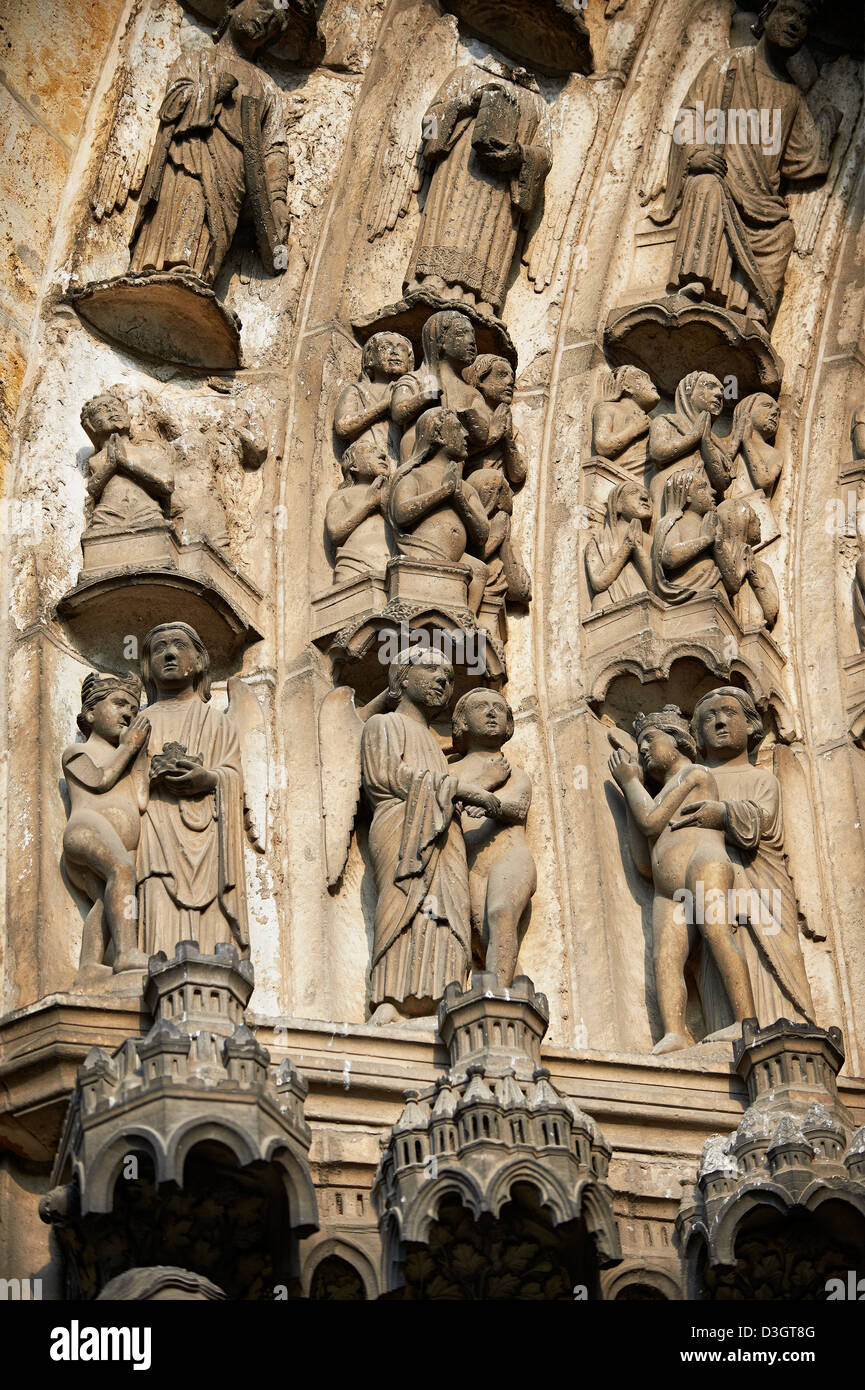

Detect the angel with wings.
xmin=403 ymin=61 xmax=552 ymax=317
xmin=124 ymin=0 xmax=300 ymax=286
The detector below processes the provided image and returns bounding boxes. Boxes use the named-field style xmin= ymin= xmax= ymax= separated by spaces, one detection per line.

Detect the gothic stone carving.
xmin=72 ymin=0 xmax=310 ymax=368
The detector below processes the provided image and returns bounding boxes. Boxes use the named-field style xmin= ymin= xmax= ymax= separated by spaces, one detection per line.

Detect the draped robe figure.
xmin=406 ymin=64 xmax=552 ymax=315
xmin=130 ymin=46 xmax=289 ymax=284
xmin=585 ymin=481 xmax=653 ymax=610
xmin=138 ymin=680 xmax=248 ymax=958
xmin=361 ymin=709 xmax=471 ymax=1015
xmin=654 ymin=38 xmax=836 ymax=322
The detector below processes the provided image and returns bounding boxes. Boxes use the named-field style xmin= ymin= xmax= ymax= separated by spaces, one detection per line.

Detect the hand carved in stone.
xmin=80 ymin=391 xmax=174 ymax=537
xmin=684 ymin=687 xmax=815 ymax=1029
xmin=651 ymin=466 xmax=779 ymax=628
xmin=449 ymin=689 xmax=536 ymax=986
xmin=650 ymin=0 xmax=841 ymax=325
xmin=591 ymin=366 xmax=660 ymax=472
xmin=648 ymin=372 xmax=731 ymax=509
xmin=128 ymin=0 xmax=301 ymax=285
xmin=386 ymin=407 xmax=489 ymax=614
xmin=333 ymin=332 xmax=414 ymax=457
xmin=391 ymin=310 xmax=486 ymax=462
xmin=360 ymin=648 xmax=500 ymax=1023
xmin=63 ymin=673 xmax=152 ymax=986
xmin=609 ymin=704 xmax=756 ymax=1054
xmin=727 ymin=393 xmax=785 ymax=497
xmin=325 ymin=440 xmax=392 ymax=583
xmin=585 ymin=481 xmax=653 ymax=610
xmin=403 ymin=63 xmax=552 ymax=317
xmin=462 ymin=355 xmax=531 ymax=604
xmin=137 ymin=622 xmax=251 ymax=957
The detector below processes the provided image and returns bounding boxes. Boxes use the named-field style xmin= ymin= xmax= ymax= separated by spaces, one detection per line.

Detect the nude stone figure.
xmin=391 ymin=311 xmax=487 ymax=462
xmin=333 ymin=332 xmax=414 ymax=457
xmin=449 ymin=688 xmax=536 ymax=986
xmin=62 ymin=673 xmax=151 ymax=986
xmin=609 ymin=704 xmax=755 ymax=1054
xmin=325 ymin=439 xmax=392 ymax=583
xmin=591 ymin=366 xmax=660 ymax=474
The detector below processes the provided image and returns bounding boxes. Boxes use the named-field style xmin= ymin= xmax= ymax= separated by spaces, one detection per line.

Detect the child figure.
xmin=62 ymin=673 xmax=151 ymax=986
xmin=449 ymin=688 xmax=536 ymax=986
xmin=608 ymin=704 xmax=755 ymax=1054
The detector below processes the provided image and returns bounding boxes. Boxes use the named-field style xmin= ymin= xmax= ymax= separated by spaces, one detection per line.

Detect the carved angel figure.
xmin=127 ymin=0 xmax=300 ymax=284
xmin=585 ymin=481 xmax=653 ymax=610
xmin=63 ymin=673 xmax=151 ymax=986
xmin=648 ymin=371 xmax=731 ymax=509
xmin=404 ymin=62 xmax=552 ymax=316
xmin=609 ymin=704 xmax=755 ymax=1054
xmin=591 ymin=366 xmax=660 ymax=474
xmin=449 ymin=689 xmax=536 ymax=986
xmin=651 ymin=0 xmax=841 ymax=324
xmin=136 ymin=622 xmax=263 ymax=957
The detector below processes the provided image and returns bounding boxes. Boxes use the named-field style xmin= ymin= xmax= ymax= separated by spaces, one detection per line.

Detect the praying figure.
xmin=128 ymin=0 xmax=302 ymax=285
xmin=449 ymin=689 xmax=536 ymax=987
xmin=391 ymin=310 xmax=487 ymax=462
xmin=404 ymin=62 xmax=552 ymax=317
xmin=325 ymin=439 xmax=392 ymax=583
xmin=585 ymin=481 xmax=653 ymax=610
xmin=80 ymin=391 xmax=173 ymax=537
xmin=727 ymin=393 xmax=785 ymax=496
xmin=652 ymin=0 xmax=841 ymax=325
xmin=63 ymin=673 xmax=151 ymax=986
xmin=648 ymin=371 xmax=732 ymax=509
xmin=387 ymin=407 xmax=490 ymax=613
xmin=333 ymin=332 xmax=414 ymax=458
xmin=137 ymin=622 xmax=249 ymax=957
xmin=462 ymin=354 xmax=532 ymax=604
xmin=591 ymin=366 xmax=660 ymax=475
xmin=359 ymin=648 xmax=503 ymax=1022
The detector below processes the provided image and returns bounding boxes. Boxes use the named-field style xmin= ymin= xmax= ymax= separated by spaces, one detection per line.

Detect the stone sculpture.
xmin=850 ymin=409 xmax=865 ymax=647
xmin=652 ymin=467 xmax=779 ymax=629
xmin=609 ymin=705 xmax=755 ymax=1054
xmin=591 ymin=366 xmax=660 ymax=475
xmin=333 ymin=332 xmax=414 ymax=457
xmin=73 ymin=0 xmax=311 ymax=366
xmin=404 ymin=62 xmax=552 ymax=317
xmin=386 ymin=408 xmax=490 ymax=614
xmin=462 ymin=354 xmax=531 ymax=604
xmin=651 ymin=0 xmax=841 ymax=326
xmin=675 ymin=688 xmax=814 ymax=1029
xmin=325 ymin=440 xmax=392 ymax=583
xmin=359 ymin=647 xmax=503 ymax=1023
xmin=80 ymin=391 xmax=173 ymax=539
xmin=137 ymin=622 xmax=250 ymax=957
xmin=62 ymin=673 xmax=151 ymax=986
xmin=648 ymin=371 xmax=731 ymax=509
xmin=449 ymin=689 xmax=536 ymax=986
xmin=727 ymin=393 xmax=785 ymax=497
xmin=391 ymin=310 xmax=486 ymax=462
xmin=585 ymin=481 xmax=653 ymax=610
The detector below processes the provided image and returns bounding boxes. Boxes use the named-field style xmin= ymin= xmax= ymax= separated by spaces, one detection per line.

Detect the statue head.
xmin=691 ymin=687 xmax=764 ymax=761
xmin=387 ymin=645 xmax=454 ymax=714
xmin=422 ymin=311 xmax=477 ymax=374
xmin=451 ymin=687 xmax=513 ymax=752
xmin=215 ymin=0 xmax=299 ymax=53
xmin=141 ymin=623 xmax=211 ymax=704
xmin=604 ymin=366 xmax=659 ymax=413
xmin=754 ymin=0 xmax=818 ymax=51
xmin=341 ymin=439 xmax=389 ymax=484
xmin=733 ymin=392 xmax=780 ymax=443
xmin=362 ymin=332 xmax=413 ymax=382
xmin=633 ymin=705 xmax=697 ymax=781
xmin=80 ymin=390 xmax=131 ymax=447
xmin=77 ymin=671 xmax=142 ymax=740
xmin=677 ymin=371 xmax=724 ymax=421
xmin=664 ymin=465 xmax=714 ymax=518
xmin=463 ymin=355 xmax=514 ymax=407
xmin=610 ymin=480 xmax=652 ymax=528
xmin=97 ymin=1266 xmax=226 ymax=1301
xmin=408 ymin=407 xmax=468 ymax=468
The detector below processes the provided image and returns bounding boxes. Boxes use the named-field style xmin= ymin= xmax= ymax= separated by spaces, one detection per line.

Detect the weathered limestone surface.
xmin=1 ymin=0 xmax=864 ymax=1301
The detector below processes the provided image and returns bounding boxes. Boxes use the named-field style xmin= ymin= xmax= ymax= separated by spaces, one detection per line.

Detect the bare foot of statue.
xmin=370 ymin=1002 xmax=402 ymax=1025
xmin=476 ymin=301 xmax=495 ymax=317
xmin=651 ymin=1031 xmax=690 ymax=1055
xmin=73 ymin=963 xmax=113 ymax=988
xmin=408 ymin=275 xmax=446 ymax=295
xmin=678 ymin=281 xmax=706 ymax=302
